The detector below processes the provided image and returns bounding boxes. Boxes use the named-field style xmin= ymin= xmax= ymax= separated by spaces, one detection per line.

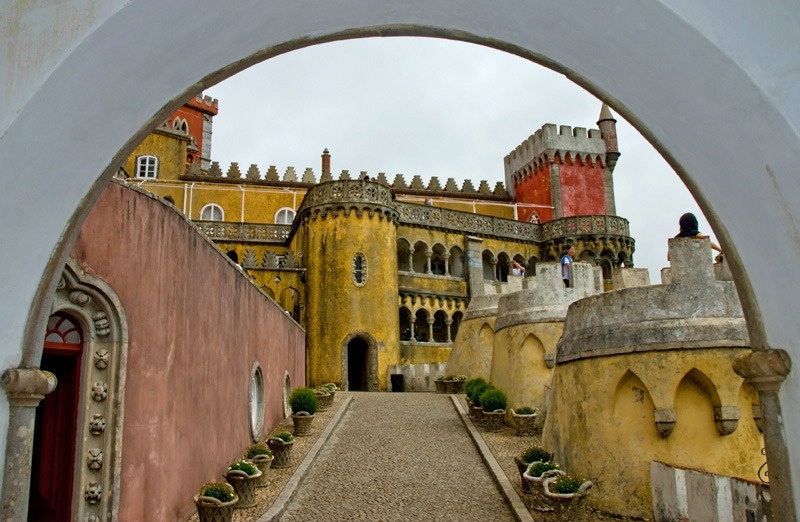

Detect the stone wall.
xmin=71 ymin=181 xmax=305 ymax=520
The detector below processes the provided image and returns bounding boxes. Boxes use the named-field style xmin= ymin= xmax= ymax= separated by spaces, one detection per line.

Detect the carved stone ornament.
xmin=654 ymin=408 xmax=677 ymax=438
xmin=84 ymin=482 xmax=102 ymax=504
xmin=87 ymin=448 xmax=103 ymax=470
xmin=69 ymin=290 xmax=91 ymax=306
xmin=94 ymin=349 xmax=110 ymax=370
xmin=733 ymin=349 xmax=792 ymax=392
xmin=89 ymin=414 xmax=106 ymax=435
xmin=543 ymin=353 xmax=556 ymax=369
xmin=88 ymin=516 xmax=100 ymax=522
xmin=714 ymin=406 xmax=740 ymax=436
xmin=91 ymin=381 xmax=108 ymax=402
xmin=93 ymin=311 xmax=110 ymax=336
xmin=1 ymin=368 xmax=58 ymax=407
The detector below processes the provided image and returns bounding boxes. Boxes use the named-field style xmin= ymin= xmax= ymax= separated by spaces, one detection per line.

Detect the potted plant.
xmin=444 ymin=374 xmax=467 ymax=394
xmin=511 ymin=406 xmax=538 ymax=436
xmin=318 ymin=382 xmax=336 ymax=409
xmin=514 ymin=446 xmax=552 ymax=494
xmin=267 ymin=431 xmax=295 ymax=468
xmin=466 ymin=378 xmax=490 ymax=424
xmin=224 ymin=459 xmax=262 ymax=509
xmin=315 ymin=387 xmax=332 ymax=411
xmin=524 ymin=462 xmax=563 ymax=511
xmin=194 ymin=481 xmax=238 ymax=522
xmin=244 ymin=443 xmax=273 ymax=488
xmin=542 ymin=473 xmax=593 ymax=519
xmin=434 ymin=375 xmax=446 ymax=394
xmin=478 ymin=387 xmax=507 ymax=432
xmin=288 ymin=387 xmax=319 ymax=436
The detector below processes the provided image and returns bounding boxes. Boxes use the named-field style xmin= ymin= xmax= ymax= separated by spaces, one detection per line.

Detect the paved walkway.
xmin=276 ymin=392 xmax=516 ymax=521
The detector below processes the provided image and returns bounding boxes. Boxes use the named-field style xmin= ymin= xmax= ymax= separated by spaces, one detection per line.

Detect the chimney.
xmin=597 ymin=104 xmax=620 ymax=169
xmin=321 ymin=148 xmax=331 ymax=175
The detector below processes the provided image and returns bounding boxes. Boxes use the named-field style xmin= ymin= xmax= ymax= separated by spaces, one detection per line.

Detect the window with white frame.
xmin=135 ymin=155 xmax=158 ymax=179
xmin=275 ymin=207 xmax=296 ymax=225
xmin=200 ymin=203 xmax=224 ymax=221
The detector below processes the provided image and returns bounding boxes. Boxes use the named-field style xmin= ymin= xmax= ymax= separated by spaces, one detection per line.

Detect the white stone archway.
xmin=2 ymin=2 xmax=799 ymax=519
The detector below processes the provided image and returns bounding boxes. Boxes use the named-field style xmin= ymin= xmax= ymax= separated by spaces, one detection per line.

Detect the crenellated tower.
xmin=504 ymin=104 xmax=620 ymax=223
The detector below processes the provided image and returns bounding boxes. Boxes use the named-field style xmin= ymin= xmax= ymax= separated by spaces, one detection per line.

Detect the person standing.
xmin=670 ymin=212 xmax=722 ymax=260
xmin=561 ymin=245 xmax=575 ymax=287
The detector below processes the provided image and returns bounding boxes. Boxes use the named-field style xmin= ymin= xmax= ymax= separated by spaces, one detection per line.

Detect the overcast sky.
xmin=205 ymin=37 xmax=716 ymax=283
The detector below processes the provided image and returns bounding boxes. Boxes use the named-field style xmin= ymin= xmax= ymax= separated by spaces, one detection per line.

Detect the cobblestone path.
xmin=278 ymin=392 xmax=515 ymax=521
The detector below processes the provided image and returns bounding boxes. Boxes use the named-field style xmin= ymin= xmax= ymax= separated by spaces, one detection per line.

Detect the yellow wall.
xmin=123 ymin=129 xmax=188 ymax=182
xmin=447 ymin=316 xmax=496 ymax=380
xmin=543 ymin=347 xmax=763 ymax=518
xmin=490 ymin=322 xmax=563 ymax=413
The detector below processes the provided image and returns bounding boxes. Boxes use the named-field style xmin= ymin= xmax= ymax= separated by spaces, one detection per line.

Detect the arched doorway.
xmin=341 ymin=332 xmax=379 ymax=391
xmin=30 ymin=314 xmax=82 ymax=522
xmin=347 ymin=337 xmax=369 ymax=391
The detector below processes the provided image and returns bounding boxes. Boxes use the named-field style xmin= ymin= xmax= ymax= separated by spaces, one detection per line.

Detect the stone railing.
xmin=396 ymin=201 xmax=543 ymax=241
xmin=541 ymin=214 xmax=630 ymax=240
xmin=195 ymin=221 xmax=291 ymax=243
xmin=397 ymin=202 xmax=630 ymax=244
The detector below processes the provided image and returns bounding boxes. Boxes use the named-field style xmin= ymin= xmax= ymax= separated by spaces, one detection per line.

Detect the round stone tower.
xmin=296 ymin=177 xmax=400 ymax=391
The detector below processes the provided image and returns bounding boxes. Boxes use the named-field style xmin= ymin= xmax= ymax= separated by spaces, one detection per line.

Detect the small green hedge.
xmin=550 ymin=474 xmax=586 ymax=494
xmin=521 ymin=446 xmax=550 ymax=464
xmin=199 ymin=482 xmax=236 ymax=502
xmin=479 ymin=387 xmax=507 ymax=412
xmin=289 ymin=387 xmax=319 ymax=415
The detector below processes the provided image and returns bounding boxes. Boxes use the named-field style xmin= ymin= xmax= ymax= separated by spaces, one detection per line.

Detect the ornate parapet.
xmin=196 ymin=221 xmax=291 ymax=244
xmin=297 ymin=179 xmax=398 ymax=222
xmin=397 ymin=201 xmax=542 ymax=240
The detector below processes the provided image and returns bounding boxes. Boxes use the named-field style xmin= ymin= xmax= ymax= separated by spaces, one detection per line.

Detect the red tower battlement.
xmin=504 ymin=104 xmax=620 ymax=223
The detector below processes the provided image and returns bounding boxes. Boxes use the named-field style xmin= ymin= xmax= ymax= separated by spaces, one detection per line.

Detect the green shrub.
xmin=550 ymin=474 xmax=586 ymax=494
xmin=521 ymin=446 xmax=551 ymax=464
xmin=199 ymin=482 xmax=236 ymax=502
xmin=289 ymin=387 xmax=319 ymax=415
xmin=527 ymin=461 xmax=560 ymax=478
xmin=515 ymin=406 xmax=536 ymax=415
xmin=228 ymin=459 xmax=259 ymax=476
xmin=479 ymin=387 xmax=507 ymax=412
xmin=274 ymin=431 xmax=294 ymax=442
xmin=244 ymin=443 xmax=272 ymax=459
xmin=465 ymin=377 xmax=487 ymax=397
xmin=466 ymin=379 xmax=490 ymax=405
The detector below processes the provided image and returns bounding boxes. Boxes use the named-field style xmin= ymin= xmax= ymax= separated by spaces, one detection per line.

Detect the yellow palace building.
xmin=121 ymin=94 xmax=634 ymax=391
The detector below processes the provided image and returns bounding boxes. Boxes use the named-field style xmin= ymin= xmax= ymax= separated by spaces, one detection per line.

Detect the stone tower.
xmin=296 ymin=177 xmax=401 ymax=391
xmin=504 ymin=104 xmax=619 ymax=223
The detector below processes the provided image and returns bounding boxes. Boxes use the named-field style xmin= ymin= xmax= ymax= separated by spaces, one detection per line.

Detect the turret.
xmin=597 ymin=103 xmax=620 ymax=169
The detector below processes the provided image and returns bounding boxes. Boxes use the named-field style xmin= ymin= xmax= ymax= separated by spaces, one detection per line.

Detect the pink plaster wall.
xmin=70 ymin=181 xmax=305 ymax=520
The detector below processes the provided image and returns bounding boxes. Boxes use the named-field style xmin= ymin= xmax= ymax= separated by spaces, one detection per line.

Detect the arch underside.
xmin=2 ymin=1 xmax=800 ymax=518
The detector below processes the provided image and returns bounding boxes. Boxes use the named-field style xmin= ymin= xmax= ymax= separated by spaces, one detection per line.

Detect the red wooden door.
xmin=29 ymin=314 xmax=82 ymax=522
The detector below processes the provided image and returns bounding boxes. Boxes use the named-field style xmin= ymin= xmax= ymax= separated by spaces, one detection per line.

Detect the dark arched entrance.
xmin=347 ymin=337 xmax=369 ymax=391
xmin=30 ymin=313 xmax=82 ymax=522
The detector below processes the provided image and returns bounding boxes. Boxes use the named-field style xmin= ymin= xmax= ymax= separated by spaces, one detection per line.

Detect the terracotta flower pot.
xmin=511 ymin=408 xmax=538 ymax=437
xmin=482 ymin=409 xmax=506 ymax=432
xmin=267 ymin=437 xmax=295 ymax=468
xmin=542 ymin=474 xmax=593 ymax=520
xmin=292 ymin=411 xmax=315 ymax=436
xmin=224 ymin=469 xmax=262 ymax=508
xmin=194 ymin=494 xmax=239 ymax=522
xmin=250 ymin=453 xmax=273 ymax=487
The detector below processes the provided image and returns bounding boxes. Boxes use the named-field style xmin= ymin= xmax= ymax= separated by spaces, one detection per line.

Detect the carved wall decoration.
xmin=89 ymin=414 xmax=106 ymax=435
xmin=69 ymin=290 xmax=91 ymax=306
xmin=91 ymin=382 xmax=108 ymax=402
xmin=43 ymin=259 xmax=128 ymax=522
xmin=94 ymin=349 xmax=109 ymax=370
xmin=87 ymin=448 xmax=103 ymax=470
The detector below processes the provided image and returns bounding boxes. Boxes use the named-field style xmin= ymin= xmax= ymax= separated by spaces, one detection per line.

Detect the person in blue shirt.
xmin=560 ymin=245 xmax=575 ymax=287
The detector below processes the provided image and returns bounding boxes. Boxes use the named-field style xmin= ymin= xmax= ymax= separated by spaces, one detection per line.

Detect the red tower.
xmin=167 ymin=94 xmax=219 ymax=173
xmin=504 ymin=104 xmax=620 ymax=223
